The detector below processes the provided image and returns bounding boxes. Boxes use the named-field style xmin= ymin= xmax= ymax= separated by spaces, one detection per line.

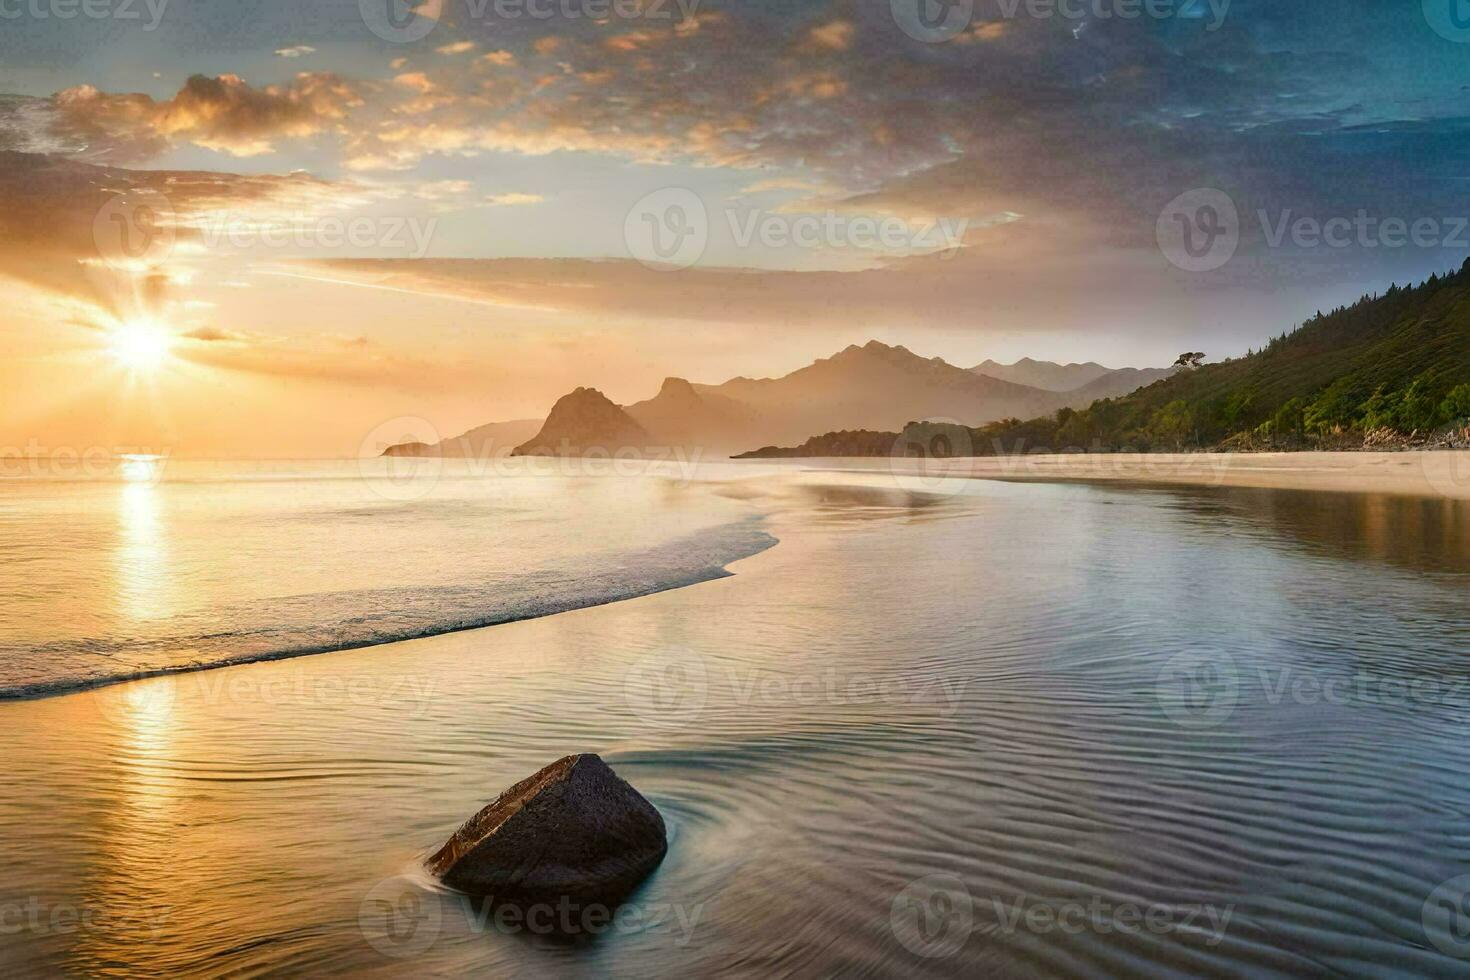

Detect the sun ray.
xmin=108 ymin=317 xmax=175 ymax=373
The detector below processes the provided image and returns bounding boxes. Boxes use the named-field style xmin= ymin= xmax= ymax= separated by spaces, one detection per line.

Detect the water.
xmin=0 ymin=457 xmax=774 ymax=696
xmin=2 ymin=463 xmax=1469 ymax=977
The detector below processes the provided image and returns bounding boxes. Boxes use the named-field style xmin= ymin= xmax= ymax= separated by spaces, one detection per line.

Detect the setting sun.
xmin=108 ymin=318 xmax=173 ymax=371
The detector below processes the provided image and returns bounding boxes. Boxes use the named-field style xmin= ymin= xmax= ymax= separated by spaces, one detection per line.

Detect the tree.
xmin=1441 ymin=384 xmax=1470 ymax=425
xmin=1173 ymin=352 xmax=1206 ymax=369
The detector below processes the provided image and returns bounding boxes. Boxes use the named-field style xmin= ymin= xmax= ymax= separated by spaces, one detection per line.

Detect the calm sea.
xmin=2 ymin=460 xmax=1469 ymax=977
xmin=0 ymin=457 xmax=775 ymax=697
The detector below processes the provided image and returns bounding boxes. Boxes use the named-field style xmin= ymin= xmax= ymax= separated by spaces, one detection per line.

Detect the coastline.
xmin=0 ymin=518 xmax=779 ymax=704
xmin=825 ymin=449 xmax=1470 ymax=500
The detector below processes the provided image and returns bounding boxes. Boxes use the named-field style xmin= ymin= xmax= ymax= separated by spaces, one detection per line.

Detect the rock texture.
xmin=428 ymin=754 xmax=668 ymax=906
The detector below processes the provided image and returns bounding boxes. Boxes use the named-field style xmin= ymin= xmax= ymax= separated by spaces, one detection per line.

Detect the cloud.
xmin=182 ymin=325 xmax=251 ymax=342
xmin=0 ymin=151 xmax=384 ymax=325
xmin=436 ymin=41 xmax=476 ymax=55
xmin=275 ymin=45 xmax=317 ymax=58
xmin=483 ymin=192 xmax=544 ymax=207
xmin=393 ymin=72 xmax=438 ymax=94
xmin=47 ymin=73 xmax=361 ymax=160
xmin=804 ymin=20 xmax=854 ymax=52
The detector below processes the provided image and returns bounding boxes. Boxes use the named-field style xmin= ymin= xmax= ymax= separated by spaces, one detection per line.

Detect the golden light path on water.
xmin=116 ymin=455 xmax=172 ymax=624
xmin=2 ymin=466 xmax=1470 ymax=976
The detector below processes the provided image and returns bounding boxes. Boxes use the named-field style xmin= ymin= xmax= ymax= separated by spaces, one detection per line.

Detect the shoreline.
xmin=819 ymin=450 xmax=1470 ymax=501
xmin=0 ymin=522 xmax=779 ymax=705
xmin=8 ymin=452 xmax=1467 ymax=705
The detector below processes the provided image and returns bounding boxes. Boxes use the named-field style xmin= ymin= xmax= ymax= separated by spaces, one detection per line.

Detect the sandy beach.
xmin=840 ymin=450 xmax=1470 ymax=500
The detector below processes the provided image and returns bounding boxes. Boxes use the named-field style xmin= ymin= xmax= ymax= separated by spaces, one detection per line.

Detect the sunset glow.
xmin=108 ymin=318 xmax=173 ymax=373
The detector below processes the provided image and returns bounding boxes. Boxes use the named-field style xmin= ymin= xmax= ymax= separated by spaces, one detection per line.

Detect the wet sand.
xmin=836 ymin=450 xmax=1470 ymax=500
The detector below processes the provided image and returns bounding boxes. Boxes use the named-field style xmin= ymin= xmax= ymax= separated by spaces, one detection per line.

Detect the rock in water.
xmin=427 ymin=754 xmax=668 ymax=906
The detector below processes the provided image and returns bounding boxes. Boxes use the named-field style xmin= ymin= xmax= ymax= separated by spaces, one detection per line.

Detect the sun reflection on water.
xmin=115 ymin=455 xmax=173 ymax=622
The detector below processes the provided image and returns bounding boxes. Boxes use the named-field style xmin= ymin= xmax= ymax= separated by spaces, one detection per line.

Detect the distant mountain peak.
xmin=833 ymin=340 xmax=918 ymax=363
xmin=657 ymin=376 xmax=699 ymax=398
xmin=511 ymin=386 xmax=649 ymax=456
xmin=970 ymin=357 xmax=1122 ymax=392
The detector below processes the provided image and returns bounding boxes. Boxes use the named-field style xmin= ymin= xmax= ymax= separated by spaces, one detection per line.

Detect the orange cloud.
xmin=54 ymin=73 xmax=361 ymax=160
xmin=806 ymin=20 xmax=854 ymax=52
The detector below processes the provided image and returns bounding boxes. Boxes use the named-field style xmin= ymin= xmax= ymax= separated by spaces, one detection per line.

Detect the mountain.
xmin=382 ymin=417 xmax=543 ymax=458
xmin=1064 ymin=366 xmax=1177 ymax=403
xmin=381 ymin=418 xmax=543 ymax=457
xmin=382 ymin=441 xmax=435 ymax=457
xmin=384 ymin=341 xmax=1180 ymax=460
xmin=971 ymin=358 xmax=1175 ymax=401
xmin=970 ymin=358 xmax=1112 ymax=391
xmin=739 ymin=262 xmax=1470 ymax=457
xmin=502 ymin=341 xmax=1084 ymax=457
xmin=692 ymin=341 xmax=1070 ymax=446
xmin=623 ymin=377 xmax=759 ymax=451
xmin=512 ymin=387 xmax=650 ymax=456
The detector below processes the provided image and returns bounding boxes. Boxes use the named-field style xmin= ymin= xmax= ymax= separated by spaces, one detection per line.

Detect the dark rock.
xmin=510 ymin=387 xmax=651 ymax=457
xmin=427 ymin=754 xmax=668 ymax=906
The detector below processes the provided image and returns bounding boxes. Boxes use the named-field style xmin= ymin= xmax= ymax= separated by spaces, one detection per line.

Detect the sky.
xmin=3 ymin=0 xmax=1470 ymax=456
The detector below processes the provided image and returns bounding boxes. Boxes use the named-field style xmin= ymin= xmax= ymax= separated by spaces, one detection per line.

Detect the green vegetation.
xmin=970 ymin=260 xmax=1470 ymax=453
xmin=739 ymin=261 xmax=1470 ymax=458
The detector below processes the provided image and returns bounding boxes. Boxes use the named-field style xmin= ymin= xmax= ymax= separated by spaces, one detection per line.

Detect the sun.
xmin=108 ymin=318 xmax=174 ymax=371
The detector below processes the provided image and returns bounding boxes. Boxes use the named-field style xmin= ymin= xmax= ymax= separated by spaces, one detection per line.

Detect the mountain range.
xmin=384 ymin=342 xmax=1174 ymax=458
xmin=740 ymin=262 xmax=1470 ymax=457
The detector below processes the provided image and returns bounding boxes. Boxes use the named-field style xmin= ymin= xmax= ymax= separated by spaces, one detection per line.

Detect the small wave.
xmin=0 ymin=518 xmax=777 ymax=702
